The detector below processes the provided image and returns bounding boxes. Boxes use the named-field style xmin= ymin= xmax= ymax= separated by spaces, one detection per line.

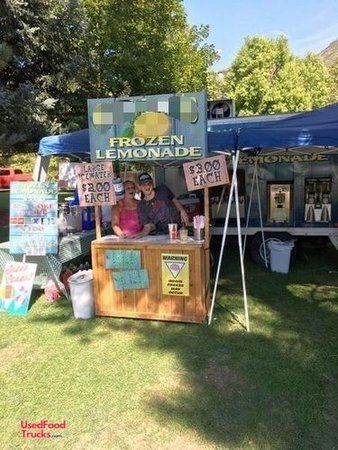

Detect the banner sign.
xmin=238 ymin=153 xmax=329 ymax=165
xmin=0 ymin=261 xmax=37 ymax=315
xmin=161 ymin=253 xmax=189 ymax=296
xmin=112 ymin=269 xmax=149 ymax=291
xmin=75 ymin=162 xmax=116 ymax=206
xmin=183 ymin=154 xmax=229 ymax=191
xmin=9 ymin=182 xmax=58 ymax=255
xmin=88 ymin=92 xmax=207 ymax=162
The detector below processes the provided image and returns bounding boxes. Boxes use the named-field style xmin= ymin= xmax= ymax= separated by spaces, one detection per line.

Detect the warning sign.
xmin=162 ymin=254 xmax=189 ymax=297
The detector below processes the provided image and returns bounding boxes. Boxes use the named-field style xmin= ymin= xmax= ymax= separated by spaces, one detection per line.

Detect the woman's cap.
xmin=138 ymin=172 xmax=153 ymax=184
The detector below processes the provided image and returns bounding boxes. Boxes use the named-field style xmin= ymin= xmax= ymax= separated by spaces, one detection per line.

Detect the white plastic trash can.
xmin=68 ymin=270 xmax=94 ymax=319
xmin=268 ymin=241 xmax=294 ymax=274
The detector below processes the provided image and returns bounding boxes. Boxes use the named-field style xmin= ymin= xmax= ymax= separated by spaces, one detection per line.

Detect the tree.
xmin=1 ymin=0 xmax=218 ymax=154
xmin=223 ymin=36 xmax=331 ymax=115
xmin=0 ymin=0 xmax=87 ymax=154
xmin=81 ymin=0 xmax=219 ymax=97
xmin=328 ymin=57 xmax=338 ymax=102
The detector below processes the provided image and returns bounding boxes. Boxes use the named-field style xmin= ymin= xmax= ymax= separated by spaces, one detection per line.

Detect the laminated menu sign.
xmin=105 ymin=250 xmax=141 ymax=270
xmin=161 ymin=254 xmax=189 ymax=296
xmin=0 ymin=261 xmax=37 ymax=315
xmin=112 ymin=270 xmax=149 ymax=291
xmin=75 ymin=162 xmax=116 ymax=206
xmin=9 ymin=181 xmax=58 ymax=255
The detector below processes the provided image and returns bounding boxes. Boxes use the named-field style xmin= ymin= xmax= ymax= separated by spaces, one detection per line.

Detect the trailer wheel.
xmin=249 ymin=232 xmax=295 ymax=267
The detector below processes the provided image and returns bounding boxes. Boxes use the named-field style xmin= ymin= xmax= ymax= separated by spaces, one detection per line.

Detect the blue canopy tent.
xmin=37 ymin=102 xmax=338 ymax=330
xmin=207 ymin=102 xmax=338 ymax=152
xmin=38 ymin=129 xmax=91 ymax=159
xmin=38 ymin=102 xmax=338 ymax=156
xmin=207 ymin=102 xmax=338 ymax=328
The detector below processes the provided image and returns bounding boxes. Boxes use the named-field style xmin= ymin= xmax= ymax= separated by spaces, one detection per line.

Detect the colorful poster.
xmin=0 ymin=262 xmax=37 ymax=315
xmin=105 ymin=250 xmax=141 ymax=270
xmin=9 ymin=182 xmax=58 ymax=255
xmin=161 ymin=254 xmax=189 ymax=296
xmin=183 ymin=155 xmax=229 ymax=191
xmin=75 ymin=162 xmax=116 ymax=207
xmin=112 ymin=270 xmax=149 ymax=291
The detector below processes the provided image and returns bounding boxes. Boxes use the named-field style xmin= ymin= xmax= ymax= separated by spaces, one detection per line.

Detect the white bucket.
xmin=68 ymin=270 xmax=94 ymax=319
xmin=268 ymin=241 xmax=294 ymax=274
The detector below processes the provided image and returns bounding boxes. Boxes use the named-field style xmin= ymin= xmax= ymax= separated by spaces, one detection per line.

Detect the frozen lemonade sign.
xmin=88 ymin=92 xmax=207 ymax=162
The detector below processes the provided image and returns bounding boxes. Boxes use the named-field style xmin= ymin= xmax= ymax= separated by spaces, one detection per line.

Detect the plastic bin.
xmin=268 ymin=241 xmax=294 ymax=274
xmin=68 ymin=270 xmax=94 ymax=319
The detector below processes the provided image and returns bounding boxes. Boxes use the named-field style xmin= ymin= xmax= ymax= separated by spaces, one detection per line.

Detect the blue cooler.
xmin=82 ymin=206 xmax=95 ymax=230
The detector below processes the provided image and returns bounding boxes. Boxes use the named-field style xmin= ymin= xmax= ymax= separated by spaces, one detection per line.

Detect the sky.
xmin=183 ymin=0 xmax=338 ymax=71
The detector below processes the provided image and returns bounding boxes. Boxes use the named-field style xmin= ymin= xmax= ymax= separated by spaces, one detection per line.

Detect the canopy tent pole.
xmin=233 ymin=158 xmax=250 ymax=331
xmin=243 ymin=158 xmax=257 ymax=253
xmin=243 ymin=157 xmax=268 ymax=267
xmin=254 ymin=160 xmax=268 ymax=267
xmin=208 ymin=150 xmax=240 ymax=325
xmin=33 ymin=155 xmax=50 ymax=182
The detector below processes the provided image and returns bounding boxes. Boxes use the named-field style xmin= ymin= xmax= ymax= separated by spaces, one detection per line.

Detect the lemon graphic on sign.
xmin=134 ymin=111 xmax=171 ymax=138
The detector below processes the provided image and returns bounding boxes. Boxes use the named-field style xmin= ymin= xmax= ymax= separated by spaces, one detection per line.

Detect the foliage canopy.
xmin=222 ymin=36 xmax=331 ymax=116
xmin=0 ymin=0 xmax=218 ymax=154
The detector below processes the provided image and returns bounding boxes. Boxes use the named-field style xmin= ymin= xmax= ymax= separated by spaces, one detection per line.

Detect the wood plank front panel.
xmin=91 ymin=240 xmax=208 ymax=323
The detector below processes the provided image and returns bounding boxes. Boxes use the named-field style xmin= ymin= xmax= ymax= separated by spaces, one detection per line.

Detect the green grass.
xmin=0 ymin=241 xmax=337 ymax=449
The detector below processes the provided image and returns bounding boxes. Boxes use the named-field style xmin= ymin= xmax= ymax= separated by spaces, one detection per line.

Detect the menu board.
xmin=9 ymin=182 xmax=58 ymax=255
xmin=0 ymin=261 xmax=37 ymax=315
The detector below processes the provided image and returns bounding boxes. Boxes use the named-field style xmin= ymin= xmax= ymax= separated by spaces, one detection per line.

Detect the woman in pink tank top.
xmin=111 ymin=180 xmax=143 ymax=237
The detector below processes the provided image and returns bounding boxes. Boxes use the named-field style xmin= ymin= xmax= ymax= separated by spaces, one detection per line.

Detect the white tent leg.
xmin=33 ymin=155 xmax=50 ymax=181
xmin=208 ymin=151 xmax=240 ymax=325
xmin=234 ymin=160 xmax=250 ymax=332
xmin=243 ymin=159 xmax=258 ymax=254
xmin=254 ymin=162 xmax=268 ymax=267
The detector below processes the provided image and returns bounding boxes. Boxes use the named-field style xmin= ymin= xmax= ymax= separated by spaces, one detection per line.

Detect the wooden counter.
xmin=91 ymin=235 xmax=210 ymax=323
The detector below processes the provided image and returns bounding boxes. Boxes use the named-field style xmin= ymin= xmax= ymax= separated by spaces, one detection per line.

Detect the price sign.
xmin=183 ymin=155 xmax=229 ymax=191
xmin=75 ymin=162 xmax=116 ymax=206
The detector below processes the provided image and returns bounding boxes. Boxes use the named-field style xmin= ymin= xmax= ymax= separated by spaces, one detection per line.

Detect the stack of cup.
xmin=193 ymin=215 xmax=205 ymax=241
